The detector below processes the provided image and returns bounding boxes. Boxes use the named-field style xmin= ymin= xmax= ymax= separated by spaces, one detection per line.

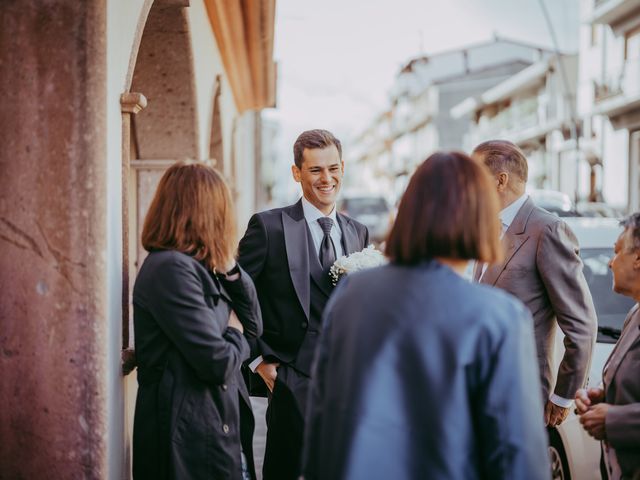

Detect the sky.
xmin=265 ymin=0 xmax=581 ymax=202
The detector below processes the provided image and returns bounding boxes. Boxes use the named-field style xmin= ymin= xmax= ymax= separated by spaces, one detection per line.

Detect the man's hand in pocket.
xmin=256 ymin=361 xmax=279 ymax=392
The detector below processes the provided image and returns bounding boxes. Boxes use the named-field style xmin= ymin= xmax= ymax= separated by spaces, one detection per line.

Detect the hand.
xmin=545 ymin=401 xmax=570 ymax=427
xmin=228 ymin=310 xmax=244 ymax=334
xmin=220 ymin=258 xmax=237 ymax=274
xmin=579 ymin=403 xmax=609 ymax=440
xmin=575 ymin=387 xmax=605 ymax=415
xmin=256 ymin=361 xmax=279 ymax=392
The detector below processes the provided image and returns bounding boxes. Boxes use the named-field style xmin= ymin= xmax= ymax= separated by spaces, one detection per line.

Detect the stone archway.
xmin=127 ymin=0 xmax=201 ymax=273
xmin=118 ymin=2 xmax=201 ymax=475
xmin=130 ymin=2 xmax=199 ymax=160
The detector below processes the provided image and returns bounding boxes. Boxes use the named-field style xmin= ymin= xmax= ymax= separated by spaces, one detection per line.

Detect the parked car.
xmin=338 ymin=195 xmax=393 ymax=244
xmin=549 ymin=217 xmax=634 ymax=480
xmin=528 ymin=189 xmax=580 ymax=217
xmin=576 ymin=201 xmax=625 ymax=219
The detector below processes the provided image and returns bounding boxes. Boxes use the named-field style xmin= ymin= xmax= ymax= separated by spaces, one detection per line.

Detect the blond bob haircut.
xmin=141 ymin=161 xmax=236 ymax=271
xmin=386 ymin=151 xmax=503 ymax=265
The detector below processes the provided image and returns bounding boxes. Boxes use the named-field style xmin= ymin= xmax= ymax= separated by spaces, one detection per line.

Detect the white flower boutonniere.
xmin=329 ymin=244 xmax=387 ymax=286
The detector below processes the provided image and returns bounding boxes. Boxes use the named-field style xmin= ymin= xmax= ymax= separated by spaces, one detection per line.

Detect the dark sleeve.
xmin=476 ymin=303 xmax=551 ymax=479
xmin=237 ymin=213 xmax=269 ymax=280
xmin=219 ymin=266 xmax=263 ymax=338
xmin=537 ymin=220 xmax=597 ymax=398
xmin=606 ymin=403 xmax=640 ymax=448
xmin=363 ymin=225 xmax=370 ymax=247
xmin=146 ymin=256 xmax=249 ymax=385
xmin=302 ymin=278 xmax=346 ymax=479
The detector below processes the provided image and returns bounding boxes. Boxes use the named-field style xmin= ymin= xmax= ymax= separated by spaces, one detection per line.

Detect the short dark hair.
xmin=472 ymin=139 xmax=528 ymax=183
xmin=620 ymin=213 xmax=640 ymax=251
xmin=293 ymin=129 xmax=342 ymax=168
xmin=385 ymin=151 xmax=503 ymax=265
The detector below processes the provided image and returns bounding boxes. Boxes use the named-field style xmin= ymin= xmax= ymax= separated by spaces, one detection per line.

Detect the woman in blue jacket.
xmin=303 ymin=152 xmax=550 ymax=480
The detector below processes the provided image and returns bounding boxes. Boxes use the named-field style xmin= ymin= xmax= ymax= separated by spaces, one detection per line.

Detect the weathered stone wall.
xmin=0 ymin=1 xmax=108 ymax=478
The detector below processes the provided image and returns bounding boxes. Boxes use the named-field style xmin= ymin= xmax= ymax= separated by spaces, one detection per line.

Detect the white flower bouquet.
xmin=329 ymin=244 xmax=387 ymax=286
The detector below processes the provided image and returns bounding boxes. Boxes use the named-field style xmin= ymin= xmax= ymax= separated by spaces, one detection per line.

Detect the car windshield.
xmin=581 ymin=248 xmax=635 ymax=343
xmin=341 ymin=197 xmax=388 ymax=215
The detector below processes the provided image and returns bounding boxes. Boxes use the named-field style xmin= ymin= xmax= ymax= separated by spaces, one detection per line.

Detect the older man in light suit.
xmin=576 ymin=213 xmax=640 ymax=480
xmin=472 ymin=140 xmax=597 ymax=427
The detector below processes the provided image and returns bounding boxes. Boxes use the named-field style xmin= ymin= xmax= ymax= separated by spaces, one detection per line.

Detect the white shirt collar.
xmin=301 ymin=196 xmax=339 ymax=226
xmin=500 ymin=193 xmax=528 ymax=229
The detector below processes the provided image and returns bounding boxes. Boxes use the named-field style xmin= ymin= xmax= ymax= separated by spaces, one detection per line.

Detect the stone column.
xmin=120 ymin=93 xmax=147 ymax=375
xmin=0 ymin=2 xmax=107 ymax=478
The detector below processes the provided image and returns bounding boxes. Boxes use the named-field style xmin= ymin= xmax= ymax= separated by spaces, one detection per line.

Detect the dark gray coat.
xmin=303 ymin=260 xmax=550 ymax=480
xmin=238 ymin=199 xmax=369 ymax=388
xmin=132 ymin=250 xmax=262 ymax=480
xmin=602 ymin=304 xmax=640 ymax=477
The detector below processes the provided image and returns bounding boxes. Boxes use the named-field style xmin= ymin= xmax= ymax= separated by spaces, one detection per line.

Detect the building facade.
xmin=452 ymin=54 xmax=579 ymax=193
xmin=348 ymin=38 xmax=554 ymax=204
xmin=577 ymin=0 xmax=640 ymax=211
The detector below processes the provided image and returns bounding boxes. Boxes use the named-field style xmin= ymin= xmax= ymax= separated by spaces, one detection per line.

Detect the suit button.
xmin=221 ymin=384 xmax=227 ymax=391
xmin=301 ymin=321 xmax=308 ymax=329
xmin=222 ymin=424 xmax=229 ymax=434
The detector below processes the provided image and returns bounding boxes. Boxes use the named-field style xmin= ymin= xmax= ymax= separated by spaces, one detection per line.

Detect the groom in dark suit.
xmin=237 ymin=129 xmax=369 ymax=480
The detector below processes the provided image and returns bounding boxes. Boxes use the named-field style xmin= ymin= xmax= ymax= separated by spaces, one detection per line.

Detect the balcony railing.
xmin=594 ymin=58 xmax=640 ymax=102
xmin=590 ymin=0 xmax=640 ymax=29
xmin=473 ymin=95 xmax=551 ymax=141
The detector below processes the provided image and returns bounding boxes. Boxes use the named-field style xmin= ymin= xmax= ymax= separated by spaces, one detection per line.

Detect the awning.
xmin=205 ymin=0 xmax=277 ymax=112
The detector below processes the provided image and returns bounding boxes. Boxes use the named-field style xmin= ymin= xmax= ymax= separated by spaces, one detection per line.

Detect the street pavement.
xmin=250 ymin=396 xmax=268 ymax=480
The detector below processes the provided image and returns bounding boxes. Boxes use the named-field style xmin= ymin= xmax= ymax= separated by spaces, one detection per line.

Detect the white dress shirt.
xmin=300 ymin=196 xmax=344 ymax=259
xmin=499 ymin=192 xmax=529 ymax=231
xmin=249 ymin=198 xmax=343 ymax=373
xmin=478 ymin=193 xmax=528 ymax=279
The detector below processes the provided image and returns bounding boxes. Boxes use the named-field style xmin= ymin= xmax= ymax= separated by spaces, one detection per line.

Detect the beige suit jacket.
xmin=479 ymin=197 xmax=597 ymax=401
xmin=603 ymin=304 xmax=640 ymax=478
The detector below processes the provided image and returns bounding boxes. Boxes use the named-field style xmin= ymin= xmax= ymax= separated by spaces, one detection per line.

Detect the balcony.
xmin=592 ymin=58 xmax=640 ymax=127
xmin=594 ymin=58 xmax=640 ymax=102
xmin=589 ymin=0 xmax=640 ymax=32
xmin=474 ymin=96 xmax=558 ymax=143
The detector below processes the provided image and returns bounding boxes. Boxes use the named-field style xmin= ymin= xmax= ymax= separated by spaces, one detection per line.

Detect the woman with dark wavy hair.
xmin=303 ymin=151 xmax=550 ymax=480
xmin=132 ymin=161 xmax=262 ymax=480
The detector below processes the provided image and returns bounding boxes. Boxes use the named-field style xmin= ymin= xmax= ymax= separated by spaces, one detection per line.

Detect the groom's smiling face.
xmin=292 ymin=145 xmax=344 ymax=215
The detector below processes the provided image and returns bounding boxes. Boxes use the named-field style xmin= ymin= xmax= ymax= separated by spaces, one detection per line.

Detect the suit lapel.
xmin=282 ymin=202 xmax=311 ymax=319
xmin=472 ymin=261 xmax=483 ymax=282
xmin=480 ymin=198 xmax=534 ymax=286
xmin=337 ymin=213 xmax=362 ymax=255
xmin=604 ymin=304 xmax=640 ymax=388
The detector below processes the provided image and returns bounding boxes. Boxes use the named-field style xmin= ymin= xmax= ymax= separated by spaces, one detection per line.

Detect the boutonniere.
xmin=329 ymin=245 xmax=387 ymax=286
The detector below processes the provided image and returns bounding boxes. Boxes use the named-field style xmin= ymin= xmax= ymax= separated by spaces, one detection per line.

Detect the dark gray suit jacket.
xmin=132 ymin=250 xmax=262 ymax=480
xmin=480 ymin=197 xmax=597 ymax=401
xmin=238 ymin=199 xmax=369 ymax=379
xmin=603 ymin=304 xmax=640 ymax=478
xmin=304 ymin=260 xmax=550 ymax=480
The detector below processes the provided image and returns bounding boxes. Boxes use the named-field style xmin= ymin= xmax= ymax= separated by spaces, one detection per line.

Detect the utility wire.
xmin=538 ymin=0 xmax=581 ymax=203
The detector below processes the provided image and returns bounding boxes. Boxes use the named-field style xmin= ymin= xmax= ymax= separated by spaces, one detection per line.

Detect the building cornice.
xmin=204 ymin=0 xmax=277 ymax=113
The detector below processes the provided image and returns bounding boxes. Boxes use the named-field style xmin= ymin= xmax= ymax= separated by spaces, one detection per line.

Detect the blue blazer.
xmin=303 ymin=260 xmax=550 ymax=480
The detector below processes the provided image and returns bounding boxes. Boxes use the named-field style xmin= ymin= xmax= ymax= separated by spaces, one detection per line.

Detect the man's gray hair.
xmin=472 ymin=140 xmax=528 ymax=183
xmin=620 ymin=212 xmax=640 ymax=251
